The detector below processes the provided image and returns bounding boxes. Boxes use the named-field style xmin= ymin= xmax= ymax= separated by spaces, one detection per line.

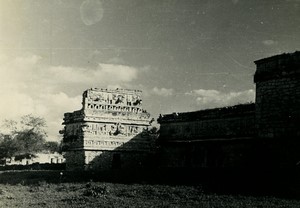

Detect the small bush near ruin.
xmin=83 ymin=183 xmax=109 ymax=197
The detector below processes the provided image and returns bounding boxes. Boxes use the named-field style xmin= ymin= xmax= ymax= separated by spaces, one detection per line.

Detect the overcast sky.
xmin=0 ymin=0 xmax=299 ymax=141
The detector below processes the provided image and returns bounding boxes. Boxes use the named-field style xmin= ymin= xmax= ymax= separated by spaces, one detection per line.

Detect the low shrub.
xmin=83 ymin=183 xmax=109 ymax=197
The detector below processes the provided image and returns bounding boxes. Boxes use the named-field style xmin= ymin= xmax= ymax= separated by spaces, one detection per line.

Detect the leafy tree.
xmin=44 ymin=141 xmax=60 ymax=153
xmin=0 ymin=134 xmax=19 ymax=159
xmin=14 ymin=129 xmax=46 ymax=155
xmin=0 ymin=114 xmax=48 ymax=161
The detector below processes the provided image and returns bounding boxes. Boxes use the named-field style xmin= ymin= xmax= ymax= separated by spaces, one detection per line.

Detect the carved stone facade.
xmin=61 ymin=52 xmax=300 ymax=171
xmin=61 ymin=88 xmax=154 ymax=171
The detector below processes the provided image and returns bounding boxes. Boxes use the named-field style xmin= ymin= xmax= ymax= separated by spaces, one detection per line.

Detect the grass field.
xmin=1 ymin=181 xmax=300 ymax=207
xmin=1 ymin=170 xmax=300 ymax=207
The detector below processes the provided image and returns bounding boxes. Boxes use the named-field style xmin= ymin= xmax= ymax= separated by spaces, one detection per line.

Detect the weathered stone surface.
xmin=61 ymin=88 xmax=154 ymax=171
xmin=255 ymin=51 xmax=300 ymax=138
xmin=157 ymin=51 xmax=300 ymax=168
xmin=158 ymin=103 xmax=256 ymax=141
xmin=61 ymin=51 xmax=300 ymax=170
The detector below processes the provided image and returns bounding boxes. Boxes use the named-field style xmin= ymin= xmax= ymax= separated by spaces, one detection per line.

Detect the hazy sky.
xmin=0 ymin=0 xmax=299 ymax=141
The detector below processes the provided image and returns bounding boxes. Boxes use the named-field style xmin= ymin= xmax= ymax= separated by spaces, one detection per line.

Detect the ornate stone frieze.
xmin=61 ymin=88 xmax=154 ymax=170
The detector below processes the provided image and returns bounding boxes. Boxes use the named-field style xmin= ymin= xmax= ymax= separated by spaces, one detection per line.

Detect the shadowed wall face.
xmin=254 ymin=52 xmax=300 ymax=138
xmin=64 ymin=150 xmax=85 ymax=171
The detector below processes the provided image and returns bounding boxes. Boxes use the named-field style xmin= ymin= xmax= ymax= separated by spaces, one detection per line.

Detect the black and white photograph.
xmin=0 ymin=0 xmax=300 ymax=207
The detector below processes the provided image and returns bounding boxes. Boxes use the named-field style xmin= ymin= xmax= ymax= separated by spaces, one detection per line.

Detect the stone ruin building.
xmin=61 ymin=88 xmax=154 ymax=171
xmin=61 ymin=51 xmax=300 ymax=172
xmin=157 ymin=51 xmax=300 ymax=169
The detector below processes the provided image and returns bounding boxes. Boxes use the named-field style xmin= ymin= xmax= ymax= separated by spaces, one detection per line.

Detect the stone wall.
xmin=254 ymin=51 xmax=300 ymax=138
xmin=84 ymin=150 xmax=152 ymax=171
xmin=157 ymin=51 xmax=300 ymax=169
xmin=5 ymin=153 xmax=65 ymax=166
xmin=156 ymin=139 xmax=257 ymax=168
xmin=158 ymin=104 xmax=255 ymax=141
xmin=64 ymin=150 xmax=85 ymax=171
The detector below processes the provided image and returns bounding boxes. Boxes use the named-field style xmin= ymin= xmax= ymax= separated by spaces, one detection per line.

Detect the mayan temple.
xmin=61 ymin=88 xmax=154 ymax=171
